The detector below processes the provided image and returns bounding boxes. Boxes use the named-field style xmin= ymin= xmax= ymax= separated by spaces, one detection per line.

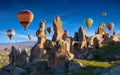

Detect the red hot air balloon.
xmin=7 ymin=29 xmax=15 ymax=40
xmin=107 ymin=22 xmax=114 ymax=31
xmin=17 ymin=10 xmax=34 ymax=30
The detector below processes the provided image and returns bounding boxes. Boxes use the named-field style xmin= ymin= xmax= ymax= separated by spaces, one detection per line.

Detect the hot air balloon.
xmin=107 ymin=22 xmax=114 ymax=31
xmin=64 ymin=30 xmax=68 ymax=35
xmin=45 ymin=30 xmax=49 ymax=35
xmin=28 ymin=34 xmax=32 ymax=40
xmin=47 ymin=27 xmax=52 ymax=34
xmin=102 ymin=12 xmax=107 ymax=17
xmin=84 ymin=18 xmax=93 ymax=29
xmin=7 ymin=29 xmax=15 ymax=40
xmin=18 ymin=10 xmax=34 ymax=30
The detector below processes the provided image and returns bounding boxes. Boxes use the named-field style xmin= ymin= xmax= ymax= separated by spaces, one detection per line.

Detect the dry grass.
xmin=0 ymin=50 xmax=9 ymax=68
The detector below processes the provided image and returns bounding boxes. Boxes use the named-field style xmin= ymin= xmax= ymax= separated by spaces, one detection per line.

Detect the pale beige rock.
xmin=73 ymin=26 xmax=87 ymax=50
xmin=54 ymin=40 xmax=72 ymax=68
xmin=96 ymin=23 xmax=106 ymax=36
xmin=104 ymin=32 xmax=119 ymax=44
xmin=52 ymin=16 xmax=66 ymax=41
xmin=30 ymin=21 xmax=47 ymax=61
xmin=87 ymin=34 xmax=103 ymax=48
xmin=47 ymin=16 xmax=74 ymax=69
xmin=36 ymin=20 xmax=46 ymax=38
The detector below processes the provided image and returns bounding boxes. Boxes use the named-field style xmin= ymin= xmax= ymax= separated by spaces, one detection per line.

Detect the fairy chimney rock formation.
xmin=73 ymin=26 xmax=87 ymax=50
xmin=9 ymin=46 xmax=20 ymax=65
xmin=30 ymin=20 xmax=47 ymax=61
xmin=96 ymin=23 xmax=107 ymax=38
xmin=46 ymin=16 xmax=74 ymax=70
xmin=52 ymin=16 xmax=67 ymax=41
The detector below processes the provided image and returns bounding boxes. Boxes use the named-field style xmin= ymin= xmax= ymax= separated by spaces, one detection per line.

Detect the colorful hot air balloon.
xmin=28 ymin=34 xmax=32 ymax=40
xmin=47 ymin=27 xmax=52 ymax=34
xmin=107 ymin=22 xmax=114 ymax=31
xmin=7 ymin=29 xmax=15 ymax=40
xmin=102 ymin=12 xmax=107 ymax=17
xmin=84 ymin=18 xmax=93 ymax=29
xmin=45 ymin=30 xmax=49 ymax=35
xmin=18 ymin=10 xmax=34 ymax=30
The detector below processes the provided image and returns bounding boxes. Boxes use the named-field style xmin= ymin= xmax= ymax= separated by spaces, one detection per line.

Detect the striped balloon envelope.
xmin=107 ymin=22 xmax=114 ymax=31
xmin=17 ymin=10 xmax=34 ymax=30
xmin=7 ymin=29 xmax=15 ymax=40
xmin=84 ymin=18 xmax=93 ymax=29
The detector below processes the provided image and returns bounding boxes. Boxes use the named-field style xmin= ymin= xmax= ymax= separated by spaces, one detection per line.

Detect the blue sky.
xmin=0 ymin=0 xmax=120 ymax=43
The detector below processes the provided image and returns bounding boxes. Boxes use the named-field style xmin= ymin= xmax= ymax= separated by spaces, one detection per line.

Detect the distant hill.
xmin=0 ymin=41 xmax=37 ymax=50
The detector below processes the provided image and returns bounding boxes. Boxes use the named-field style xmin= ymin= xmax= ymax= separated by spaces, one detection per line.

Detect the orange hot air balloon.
xmin=107 ymin=22 xmax=114 ymax=31
xmin=7 ymin=29 xmax=15 ymax=40
xmin=18 ymin=10 xmax=34 ymax=30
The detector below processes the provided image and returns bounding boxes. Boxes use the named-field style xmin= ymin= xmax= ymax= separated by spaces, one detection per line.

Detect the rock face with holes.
xmin=73 ymin=26 xmax=88 ymax=50
xmin=47 ymin=16 xmax=74 ymax=74
xmin=30 ymin=20 xmax=47 ymax=62
xmin=52 ymin=16 xmax=65 ymax=41
xmin=0 ymin=46 xmax=27 ymax=75
xmin=104 ymin=31 xmax=119 ymax=45
xmin=95 ymin=23 xmax=107 ymax=36
xmin=28 ymin=16 xmax=75 ymax=75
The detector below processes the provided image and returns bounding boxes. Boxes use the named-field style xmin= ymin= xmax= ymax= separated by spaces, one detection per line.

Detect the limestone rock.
xmin=93 ymin=37 xmax=101 ymax=48
xmin=68 ymin=61 xmax=81 ymax=73
xmin=52 ymin=16 xmax=67 ymax=41
xmin=96 ymin=23 xmax=106 ymax=36
xmin=73 ymin=32 xmax=78 ymax=41
xmin=9 ymin=46 xmax=20 ymax=65
xmin=104 ymin=33 xmax=119 ymax=45
xmin=15 ymin=50 xmax=28 ymax=67
xmin=54 ymin=40 xmax=73 ymax=69
xmin=88 ymin=34 xmax=103 ymax=48
xmin=74 ymin=26 xmax=87 ymax=41
xmin=72 ymin=26 xmax=87 ymax=50
xmin=30 ymin=20 xmax=47 ymax=62
xmin=46 ymin=16 xmax=74 ymax=71
xmin=36 ymin=20 xmax=46 ymax=38
xmin=77 ymin=26 xmax=87 ymax=41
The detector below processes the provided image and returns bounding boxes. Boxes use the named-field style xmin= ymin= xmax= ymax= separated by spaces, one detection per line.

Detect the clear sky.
xmin=0 ymin=0 xmax=120 ymax=43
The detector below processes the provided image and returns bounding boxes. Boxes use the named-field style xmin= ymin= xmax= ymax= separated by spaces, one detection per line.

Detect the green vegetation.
xmin=93 ymin=43 xmax=120 ymax=61
xmin=74 ymin=59 xmax=111 ymax=68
